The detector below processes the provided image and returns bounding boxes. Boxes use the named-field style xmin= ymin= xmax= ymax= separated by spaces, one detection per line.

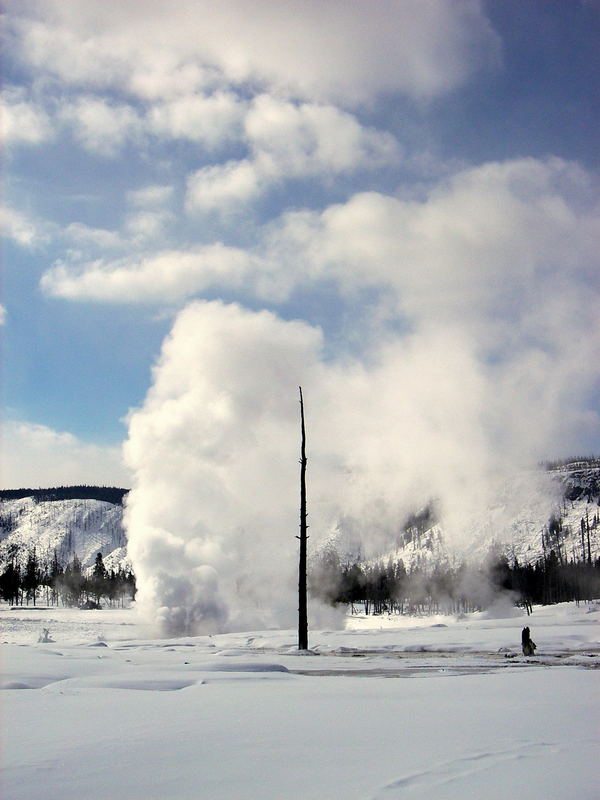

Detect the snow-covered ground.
xmin=2 ymin=602 xmax=599 ymax=799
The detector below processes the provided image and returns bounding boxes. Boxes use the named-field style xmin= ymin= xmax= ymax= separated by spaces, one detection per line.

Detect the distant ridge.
xmin=542 ymin=456 xmax=600 ymax=471
xmin=0 ymin=485 xmax=129 ymax=505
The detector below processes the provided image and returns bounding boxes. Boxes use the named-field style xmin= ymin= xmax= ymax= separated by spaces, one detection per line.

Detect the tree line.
xmin=0 ymin=548 xmax=136 ymax=608
xmin=310 ymin=547 xmax=600 ymax=616
xmin=0 ymin=485 xmax=129 ymax=505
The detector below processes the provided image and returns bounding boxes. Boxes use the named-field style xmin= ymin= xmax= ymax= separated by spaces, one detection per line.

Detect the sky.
xmin=2 ymin=0 xmax=600 ymax=495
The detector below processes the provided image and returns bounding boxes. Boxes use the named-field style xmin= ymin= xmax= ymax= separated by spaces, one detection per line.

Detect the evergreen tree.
xmin=62 ymin=554 xmax=85 ymax=606
xmin=91 ymin=552 xmax=107 ymax=604
xmin=22 ymin=548 xmax=42 ymax=606
xmin=49 ymin=549 xmax=63 ymax=606
xmin=0 ymin=561 xmax=21 ymax=605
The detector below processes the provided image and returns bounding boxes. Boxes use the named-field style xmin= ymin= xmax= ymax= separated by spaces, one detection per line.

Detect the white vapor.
xmin=124 ymin=302 xmax=326 ymax=635
xmin=124 ymin=289 xmax=599 ymax=636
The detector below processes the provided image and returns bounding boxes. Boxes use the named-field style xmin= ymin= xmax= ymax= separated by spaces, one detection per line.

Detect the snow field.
xmin=1 ymin=602 xmax=599 ymax=800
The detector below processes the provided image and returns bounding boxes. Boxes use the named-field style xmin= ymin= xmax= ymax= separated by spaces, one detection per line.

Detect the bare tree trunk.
xmin=298 ymin=386 xmax=309 ymax=651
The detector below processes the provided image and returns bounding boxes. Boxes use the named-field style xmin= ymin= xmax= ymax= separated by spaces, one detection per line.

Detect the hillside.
xmin=1 ymin=466 xmax=599 ymax=581
xmin=0 ymin=495 xmax=128 ymax=573
xmin=325 ymin=463 xmax=600 ymax=570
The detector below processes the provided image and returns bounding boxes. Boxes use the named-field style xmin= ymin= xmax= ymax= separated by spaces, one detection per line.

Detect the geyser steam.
xmin=124 ymin=301 xmax=325 ymax=635
xmin=124 ymin=284 xmax=598 ymax=636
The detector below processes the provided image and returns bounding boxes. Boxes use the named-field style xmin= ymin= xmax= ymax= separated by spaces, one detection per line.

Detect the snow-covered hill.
xmin=0 ymin=496 xmax=127 ymax=573
xmin=326 ymin=464 xmax=600 ymax=570
xmin=1 ymin=464 xmax=599 ymax=578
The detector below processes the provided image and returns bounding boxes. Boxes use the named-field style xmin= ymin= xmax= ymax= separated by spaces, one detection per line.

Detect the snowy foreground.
xmin=2 ymin=602 xmax=599 ymax=800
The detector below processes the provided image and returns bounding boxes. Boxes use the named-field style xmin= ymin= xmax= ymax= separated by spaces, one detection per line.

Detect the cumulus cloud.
xmin=1 ymin=86 xmax=53 ymax=146
xmin=0 ymin=305 xmax=6 ymax=326
xmin=1 ymin=205 xmax=51 ymax=248
xmin=186 ymin=95 xmax=400 ymax=212
xmin=42 ymin=157 xmax=600 ymax=327
xmin=124 ymin=210 xmax=174 ymax=244
xmin=126 ymin=184 xmax=174 ymax=208
xmin=186 ymin=160 xmax=264 ymax=215
xmin=149 ymin=92 xmax=246 ymax=147
xmin=1 ymin=420 xmax=131 ymax=489
xmin=10 ymin=0 xmax=500 ymax=105
xmin=261 ymin=158 xmax=600 ymax=331
xmin=60 ymin=96 xmax=142 ymax=157
xmin=40 ymin=244 xmax=256 ymax=303
xmin=245 ymin=95 xmax=400 ymax=173
xmin=63 ymin=222 xmax=124 ymax=250
xmin=7 ymin=1 xmax=599 ymax=642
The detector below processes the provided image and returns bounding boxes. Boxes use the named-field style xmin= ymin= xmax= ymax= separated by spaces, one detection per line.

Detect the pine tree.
xmin=49 ymin=549 xmax=63 ymax=606
xmin=91 ymin=552 xmax=107 ymax=604
xmin=63 ymin=554 xmax=85 ymax=606
xmin=22 ymin=548 xmax=41 ymax=606
xmin=0 ymin=561 xmax=21 ymax=605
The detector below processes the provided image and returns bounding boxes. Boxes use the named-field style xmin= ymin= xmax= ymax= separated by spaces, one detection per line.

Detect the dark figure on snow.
xmin=521 ymin=626 xmax=536 ymax=656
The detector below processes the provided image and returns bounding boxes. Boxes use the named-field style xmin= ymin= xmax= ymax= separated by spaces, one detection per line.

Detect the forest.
xmin=0 ymin=549 xmax=135 ymax=608
xmin=0 ymin=485 xmax=129 ymax=505
xmin=311 ymin=546 xmax=600 ymax=616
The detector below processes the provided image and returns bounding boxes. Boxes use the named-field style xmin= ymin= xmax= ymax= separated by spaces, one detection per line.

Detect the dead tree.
xmin=298 ymin=386 xmax=309 ymax=650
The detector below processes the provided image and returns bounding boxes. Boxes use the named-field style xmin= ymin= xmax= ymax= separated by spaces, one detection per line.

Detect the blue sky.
xmin=2 ymin=0 xmax=599 ymax=489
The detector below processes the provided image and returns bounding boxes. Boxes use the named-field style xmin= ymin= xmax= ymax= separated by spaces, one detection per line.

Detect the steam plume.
xmin=124 ymin=289 xmax=598 ymax=634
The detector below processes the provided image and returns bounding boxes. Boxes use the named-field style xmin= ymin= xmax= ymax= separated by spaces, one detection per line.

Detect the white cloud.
xmin=61 ymin=192 xmax=174 ymax=251
xmin=1 ymin=205 xmax=50 ymax=248
xmin=10 ymin=1 xmax=500 ymax=105
xmin=40 ymin=244 xmax=256 ymax=303
xmin=60 ymin=96 xmax=142 ymax=157
xmin=261 ymin=158 xmax=600 ymax=335
xmin=186 ymin=160 xmax=264 ymax=214
xmin=246 ymin=95 xmax=400 ymax=175
xmin=127 ymin=57 xmax=215 ymax=101
xmin=1 ymin=420 xmax=131 ymax=489
xmin=52 ymin=158 xmax=600 ymax=334
xmin=124 ymin=210 xmax=174 ymax=243
xmin=186 ymin=95 xmax=401 ymax=212
xmin=149 ymin=92 xmax=246 ymax=147
xmin=63 ymin=222 xmax=124 ymax=250
xmin=1 ymin=87 xmax=53 ymax=146
xmin=126 ymin=185 xmax=174 ymax=208
xmin=0 ymin=305 xmax=6 ymax=326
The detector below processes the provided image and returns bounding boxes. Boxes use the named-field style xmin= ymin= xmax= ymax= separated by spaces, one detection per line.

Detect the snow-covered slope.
xmin=0 ymin=497 xmax=127 ymax=572
xmin=327 ymin=465 xmax=600 ymax=569
xmin=1 ymin=465 xmax=598 ymax=577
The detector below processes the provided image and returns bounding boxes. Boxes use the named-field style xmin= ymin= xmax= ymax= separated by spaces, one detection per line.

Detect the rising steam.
xmin=124 ymin=289 xmax=598 ymax=635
